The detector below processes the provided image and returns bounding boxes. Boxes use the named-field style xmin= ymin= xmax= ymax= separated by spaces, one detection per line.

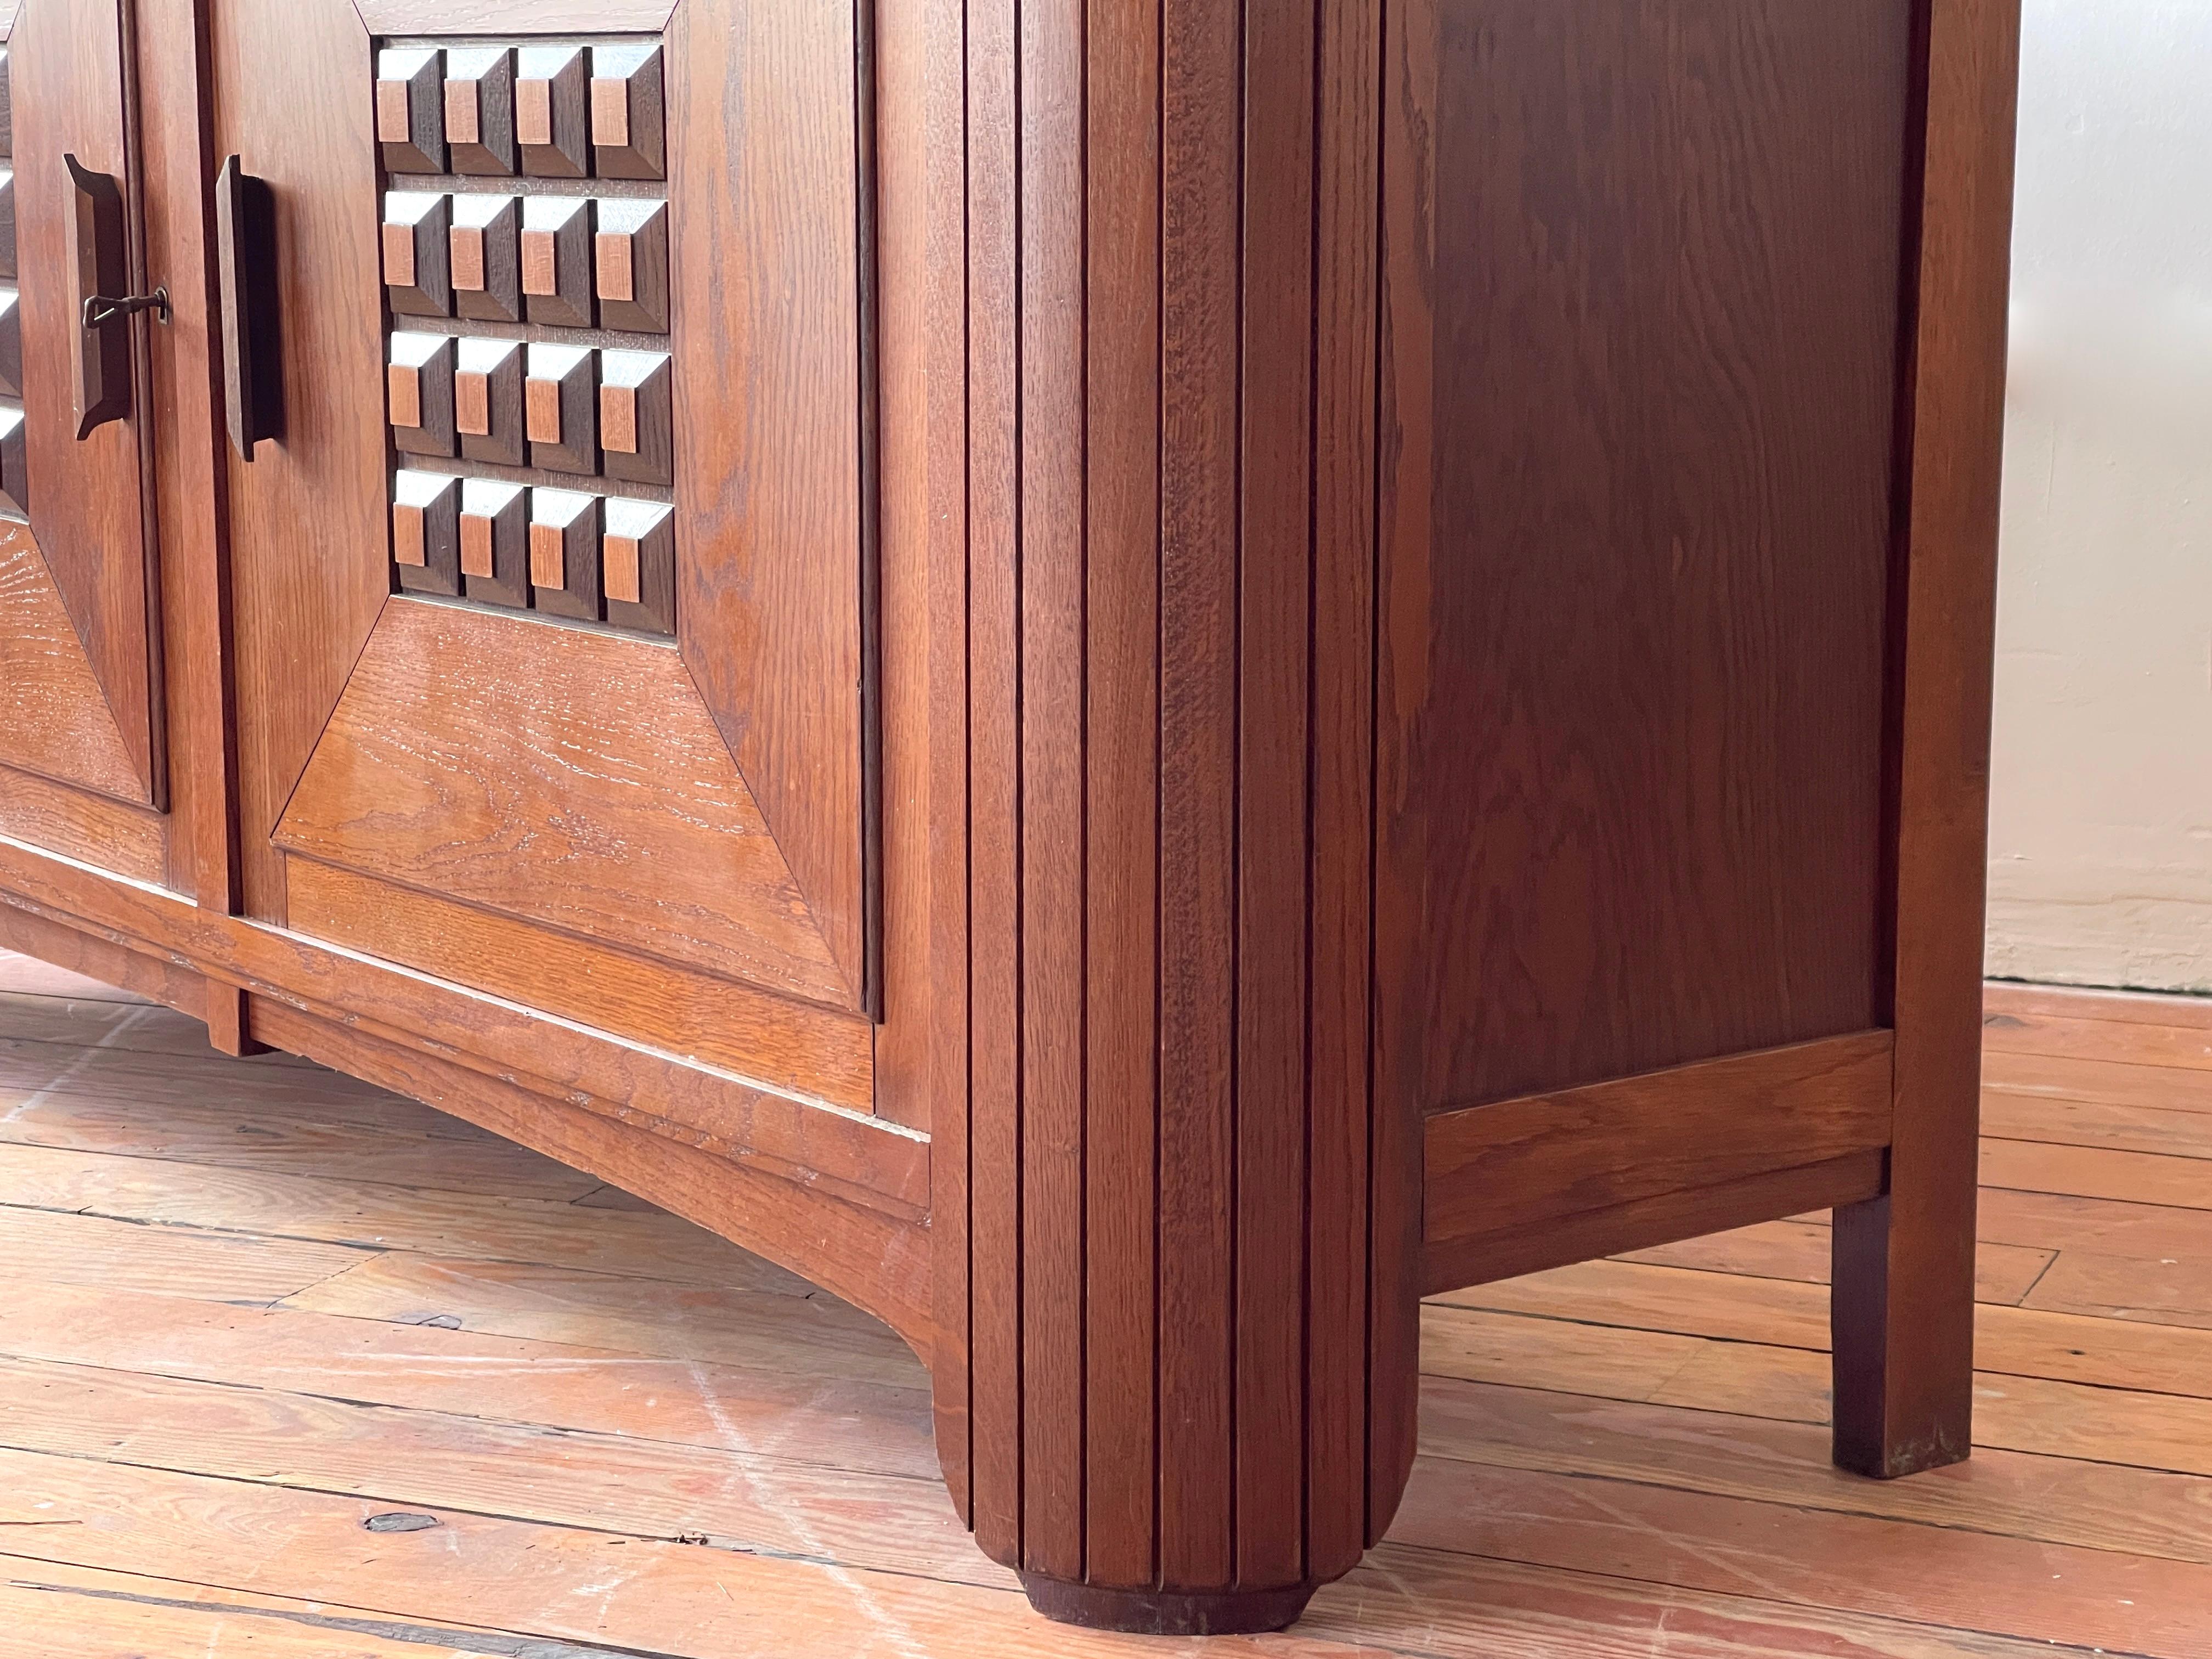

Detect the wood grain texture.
xmin=668 ymin=0 xmax=871 ymax=1008
xmin=0 ymin=761 xmax=165 ymax=884
xmin=1424 ymin=1032 xmax=1896 ymax=1246
xmin=1833 ymin=0 xmax=2023 ymax=1480
xmin=272 ymin=599 xmax=850 ymax=1009
xmin=937 ymin=0 xmax=1399 ymax=1620
xmin=1078 ymin=0 xmax=1160 ymax=1590
xmin=1425 ymin=1153 xmax=1889 ymax=1297
xmin=0 ymin=529 xmax=146 ymax=802
xmin=0 ymin=906 xmax=202 ymax=1015
xmin=5 ymin=0 xmax=160 ymax=803
xmin=1380 ymin=0 xmax=1914 ymax=1117
xmin=1312 ymin=0 xmax=1387 ymax=1577
xmin=252 ymin=1000 xmax=932 ymax=1350
xmin=211 ymin=0 xmax=387 ymax=921
xmin=0 ymin=838 xmax=920 ymax=1226
xmin=283 ymin=854 xmax=878 ymax=1118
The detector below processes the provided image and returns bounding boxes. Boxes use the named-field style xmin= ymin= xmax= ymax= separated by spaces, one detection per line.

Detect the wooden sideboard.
xmin=0 ymin=0 xmax=2021 ymax=1635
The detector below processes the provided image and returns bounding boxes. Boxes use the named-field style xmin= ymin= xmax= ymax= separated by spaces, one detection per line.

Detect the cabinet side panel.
xmin=1385 ymin=0 xmax=1916 ymax=1113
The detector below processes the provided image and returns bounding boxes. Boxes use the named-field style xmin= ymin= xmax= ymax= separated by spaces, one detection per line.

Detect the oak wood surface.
xmin=1424 ymin=1032 xmax=1896 ymax=1248
xmin=0 ymin=762 xmax=164 ymax=883
xmin=0 ymin=836 xmax=927 ymax=1244
xmin=210 ymin=0 xmax=387 ymax=922
xmin=1832 ymin=0 xmax=2023 ymax=1480
xmin=0 ymin=527 xmax=145 ymax=805
xmin=1380 ymin=0 xmax=1912 ymax=1119
xmin=934 ymin=0 xmax=1401 ymax=1611
xmin=667 ymin=0 xmax=870 ymax=1008
xmin=5 ymin=0 xmax=160 ymax=803
xmin=284 ymin=854 xmax=874 ymax=1113
xmin=272 ymin=598 xmax=851 ymax=1009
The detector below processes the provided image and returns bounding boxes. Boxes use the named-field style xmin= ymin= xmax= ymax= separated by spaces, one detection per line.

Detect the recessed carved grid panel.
xmin=376 ymin=33 xmax=673 ymax=636
xmin=0 ymin=44 xmax=26 ymax=520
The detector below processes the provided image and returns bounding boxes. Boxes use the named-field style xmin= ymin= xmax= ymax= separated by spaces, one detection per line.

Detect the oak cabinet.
xmin=0 ymin=0 xmax=2022 ymax=1635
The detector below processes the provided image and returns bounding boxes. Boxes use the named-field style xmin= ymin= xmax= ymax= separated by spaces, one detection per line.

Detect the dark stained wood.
xmin=272 ymin=599 xmax=850 ymax=1008
xmin=1381 ymin=0 xmax=1914 ymax=1118
xmin=1014 ymin=0 xmax=1084 ymax=1587
xmin=962 ymin=0 xmax=1021 ymax=1570
xmin=1424 ymin=1033 xmax=1897 ymax=1248
xmin=1234 ymin=0 xmax=1318 ymax=1590
xmin=1079 ymin=0 xmax=1160 ymax=1592
xmin=1155 ymin=0 xmax=1239 ymax=1590
xmin=1424 ymin=1152 xmax=1888 ymax=1297
xmin=1833 ymin=0 xmax=2023 ymax=1481
xmin=1308 ymin=0 xmax=1383 ymax=1583
xmin=588 ymin=42 xmax=664 ymax=182
xmin=0 ymin=0 xmax=2023 ymax=1634
xmin=937 ymin=0 xmax=1401 ymax=1622
xmin=592 ymin=198 xmax=666 ymax=334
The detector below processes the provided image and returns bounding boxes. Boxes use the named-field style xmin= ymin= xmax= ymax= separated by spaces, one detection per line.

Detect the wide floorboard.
xmin=1 ymin=950 xmax=2205 ymax=1657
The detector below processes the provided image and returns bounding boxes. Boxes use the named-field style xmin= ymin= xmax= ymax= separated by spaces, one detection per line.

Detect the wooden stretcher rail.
xmin=1424 ymin=1031 xmax=1897 ymax=1290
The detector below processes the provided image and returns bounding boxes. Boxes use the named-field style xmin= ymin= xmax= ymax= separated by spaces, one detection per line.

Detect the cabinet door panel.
xmin=216 ymin=0 xmax=874 ymax=1107
xmin=0 ymin=0 xmax=166 ymax=857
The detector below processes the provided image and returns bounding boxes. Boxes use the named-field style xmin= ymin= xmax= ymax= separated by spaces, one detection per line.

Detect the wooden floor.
xmin=1 ymin=953 xmax=2207 ymax=1658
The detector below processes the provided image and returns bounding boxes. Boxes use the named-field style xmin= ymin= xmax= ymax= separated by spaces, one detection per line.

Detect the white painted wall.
xmin=1986 ymin=0 xmax=2212 ymax=992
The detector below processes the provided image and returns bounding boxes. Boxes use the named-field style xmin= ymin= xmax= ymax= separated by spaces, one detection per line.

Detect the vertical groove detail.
xmin=944 ymin=0 xmax=1401 ymax=1605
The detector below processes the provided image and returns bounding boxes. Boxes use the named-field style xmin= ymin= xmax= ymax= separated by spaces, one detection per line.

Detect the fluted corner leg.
xmin=915 ymin=0 xmax=1405 ymax=1629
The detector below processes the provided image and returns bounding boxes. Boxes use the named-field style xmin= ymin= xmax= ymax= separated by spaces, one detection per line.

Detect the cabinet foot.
xmin=1018 ymin=1575 xmax=1317 ymax=1636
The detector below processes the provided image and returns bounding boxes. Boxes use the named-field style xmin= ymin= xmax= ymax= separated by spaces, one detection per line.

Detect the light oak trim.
xmin=1424 ymin=1030 xmax=1897 ymax=1246
xmin=354 ymin=0 xmax=676 ymax=33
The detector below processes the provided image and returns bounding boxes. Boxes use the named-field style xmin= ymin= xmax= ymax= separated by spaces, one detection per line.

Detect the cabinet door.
xmin=0 ymin=0 xmax=168 ymax=881
xmin=212 ymin=0 xmax=877 ymax=1113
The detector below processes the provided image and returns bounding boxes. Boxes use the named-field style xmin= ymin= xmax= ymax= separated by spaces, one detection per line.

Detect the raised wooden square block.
xmin=0 ymin=405 xmax=26 ymax=518
xmin=529 ymin=487 xmax=602 ymax=620
xmin=525 ymin=342 xmax=597 ymax=476
xmin=376 ymin=47 xmax=445 ymax=174
xmin=443 ymin=47 xmax=516 ymax=176
xmin=391 ymin=470 xmax=461 ymax=595
xmin=594 ymin=198 xmax=668 ymax=334
xmin=589 ymin=43 xmax=664 ymax=180
xmin=597 ymin=349 xmax=673 ymax=486
xmin=455 ymin=336 xmax=525 ymax=468
xmin=521 ymin=195 xmax=594 ymax=329
xmin=0 ymin=167 xmax=19 ymax=283
xmin=450 ymin=193 xmax=521 ymax=324
xmin=0 ymin=289 xmax=19 ymax=399
xmin=460 ymin=476 xmax=531 ymax=610
xmin=382 ymin=191 xmax=451 ymax=318
xmin=388 ymin=332 xmax=457 ymax=459
xmin=514 ymin=44 xmax=590 ymax=179
xmin=602 ymin=497 xmax=675 ymax=635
